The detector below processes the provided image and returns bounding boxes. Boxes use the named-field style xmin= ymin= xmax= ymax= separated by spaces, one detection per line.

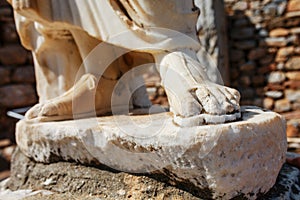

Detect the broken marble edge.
xmin=15 ymin=106 xmax=287 ymax=199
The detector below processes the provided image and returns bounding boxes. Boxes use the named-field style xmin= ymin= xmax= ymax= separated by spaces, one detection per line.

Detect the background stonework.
xmin=0 ymin=0 xmax=38 ymax=180
xmin=0 ymin=0 xmax=37 ymax=140
xmin=0 ymin=0 xmax=300 ymax=179
xmin=224 ymin=0 xmax=300 ymax=139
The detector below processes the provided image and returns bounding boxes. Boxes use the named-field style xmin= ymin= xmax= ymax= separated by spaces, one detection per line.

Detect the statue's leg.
xmin=26 ymin=73 xmax=119 ymax=121
xmin=26 ymin=28 xmax=152 ymax=121
xmin=14 ymin=13 xmax=83 ymax=102
xmin=25 ymin=29 xmax=119 ymax=120
xmin=154 ymin=49 xmax=241 ymax=126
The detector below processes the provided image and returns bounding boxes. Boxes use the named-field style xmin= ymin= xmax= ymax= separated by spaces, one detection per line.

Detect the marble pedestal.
xmin=15 ymin=106 xmax=287 ymax=199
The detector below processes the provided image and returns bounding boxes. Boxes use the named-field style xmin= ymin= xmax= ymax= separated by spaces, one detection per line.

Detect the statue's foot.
xmin=25 ymin=74 xmax=115 ymax=122
xmin=25 ymin=101 xmax=74 ymax=122
xmin=191 ymin=82 xmax=240 ymax=115
xmin=172 ymin=83 xmax=241 ymax=126
xmin=157 ymin=50 xmax=241 ymax=126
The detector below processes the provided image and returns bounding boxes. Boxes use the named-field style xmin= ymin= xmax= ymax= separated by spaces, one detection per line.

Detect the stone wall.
xmin=0 ymin=0 xmax=37 ymax=141
xmin=225 ymin=0 xmax=300 ymax=137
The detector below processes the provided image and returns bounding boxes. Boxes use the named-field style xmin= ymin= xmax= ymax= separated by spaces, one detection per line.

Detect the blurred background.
xmin=0 ymin=0 xmax=299 ymax=181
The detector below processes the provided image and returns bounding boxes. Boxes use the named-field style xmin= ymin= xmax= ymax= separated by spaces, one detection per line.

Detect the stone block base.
xmin=15 ymin=106 xmax=287 ymax=199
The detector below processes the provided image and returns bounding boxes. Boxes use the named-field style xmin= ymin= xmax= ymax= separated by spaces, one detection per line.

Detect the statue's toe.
xmin=41 ymin=102 xmax=59 ymax=116
xmin=25 ymin=103 xmax=43 ymax=119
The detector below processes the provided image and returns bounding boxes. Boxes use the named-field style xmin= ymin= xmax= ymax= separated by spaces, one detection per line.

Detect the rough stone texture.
xmin=285 ymin=89 xmax=300 ymax=102
xmin=275 ymin=99 xmax=291 ymax=112
xmin=292 ymin=102 xmax=300 ymax=110
xmin=0 ymin=45 xmax=28 ymax=65
xmin=11 ymin=65 xmax=35 ymax=83
xmin=266 ymin=83 xmax=285 ymax=91
xmin=284 ymin=80 xmax=300 ymax=89
xmin=287 ymin=120 xmax=300 ymax=137
xmin=286 ymin=10 xmax=300 ymax=18
xmin=291 ymin=27 xmax=300 ymax=34
xmin=226 ymin=0 xmax=300 ymax=136
xmin=6 ymin=148 xmax=202 ymax=200
xmin=195 ymin=0 xmax=230 ymax=84
xmin=231 ymin=27 xmax=255 ymax=40
xmin=264 ymin=37 xmax=288 ymax=47
xmin=248 ymin=48 xmax=267 ymax=60
xmin=234 ymin=40 xmax=256 ymax=50
xmin=287 ymin=0 xmax=300 ymax=12
xmin=260 ymin=152 xmax=300 ymax=200
xmin=15 ymin=107 xmax=287 ymax=199
xmin=275 ymin=46 xmax=294 ymax=62
xmin=240 ymin=61 xmax=256 ymax=71
xmin=0 ymin=67 xmax=10 ymax=85
xmin=0 ymin=0 xmax=299 ymax=184
xmin=253 ymin=75 xmax=265 ymax=86
xmin=0 ymin=1 xmax=38 ymax=148
xmin=268 ymin=71 xmax=286 ymax=84
xmin=4 ymin=149 xmax=300 ymax=200
xmin=286 ymin=72 xmax=300 ymax=80
xmin=263 ymin=97 xmax=275 ymax=109
xmin=0 ymin=85 xmax=37 ymax=108
xmin=286 ymin=57 xmax=300 ymax=70
xmin=229 ymin=49 xmax=245 ymax=62
xmin=232 ymin=1 xmax=248 ymax=11
xmin=269 ymin=28 xmax=290 ymax=37
xmin=265 ymin=91 xmax=284 ymax=99
xmin=0 ymin=21 xmax=18 ymax=43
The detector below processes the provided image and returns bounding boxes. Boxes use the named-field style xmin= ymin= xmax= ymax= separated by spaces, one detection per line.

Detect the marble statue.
xmin=9 ymin=0 xmax=241 ymax=126
xmin=8 ymin=0 xmax=287 ymax=199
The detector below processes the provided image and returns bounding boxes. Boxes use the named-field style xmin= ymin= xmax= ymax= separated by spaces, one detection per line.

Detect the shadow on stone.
xmin=6 ymin=148 xmax=211 ymax=199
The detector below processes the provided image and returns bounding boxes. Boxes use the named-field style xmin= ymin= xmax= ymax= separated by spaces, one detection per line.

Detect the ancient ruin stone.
xmin=234 ymin=40 xmax=256 ymax=50
xmin=231 ymin=27 xmax=255 ymax=40
xmin=268 ymin=71 xmax=286 ymax=84
xmin=269 ymin=28 xmax=290 ymax=37
xmin=0 ymin=68 xmax=10 ymax=85
xmin=265 ymin=90 xmax=284 ymax=99
xmin=287 ymin=122 xmax=299 ymax=137
xmin=248 ymin=48 xmax=267 ymax=60
xmin=284 ymin=80 xmax=300 ymax=89
xmin=263 ymin=97 xmax=275 ymax=109
xmin=286 ymin=72 xmax=300 ymax=80
xmin=4 ymin=150 xmax=300 ymax=200
xmin=275 ymin=99 xmax=291 ymax=112
xmin=286 ymin=57 xmax=300 ymax=70
xmin=266 ymin=83 xmax=285 ymax=91
xmin=264 ymin=37 xmax=288 ymax=47
xmin=275 ymin=46 xmax=294 ymax=62
xmin=287 ymin=0 xmax=300 ymax=12
xmin=253 ymin=75 xmax=265 ymax=86
xmin=0 ymin=45 xmax=28 ymax=66
xmin=285 ymin=89 xmax=300 ymax=102
xmin=290 ymin=27 xmax=300 ymax=34
xmin=286 ymin=10 xmax=300 ymax=18
xmin=15 ymin=106 xmax=287 ymax=199
xmin=230 ymin=49 xmax=245 ymax=62
xmin=0 ymin=85 xmax=37 ymax=107
xmin=1 ymin=21 xmax=18 ymax=43
xmin=11 ymin=66 xmax=35 ymax=83
xmin=232 ymin=1 xmax=248 ymax=11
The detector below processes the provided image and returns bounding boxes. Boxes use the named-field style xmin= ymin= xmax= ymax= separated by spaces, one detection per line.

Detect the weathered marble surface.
xmin=260 ymin=152 xmax=300 ymax=200
xmin=15 ymin=106 xmax=286 ymax=199
xmin=4 ymin=150 xmax=300 ymax=200
xmin=8 ymin=0 xmax=241 ymax=126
